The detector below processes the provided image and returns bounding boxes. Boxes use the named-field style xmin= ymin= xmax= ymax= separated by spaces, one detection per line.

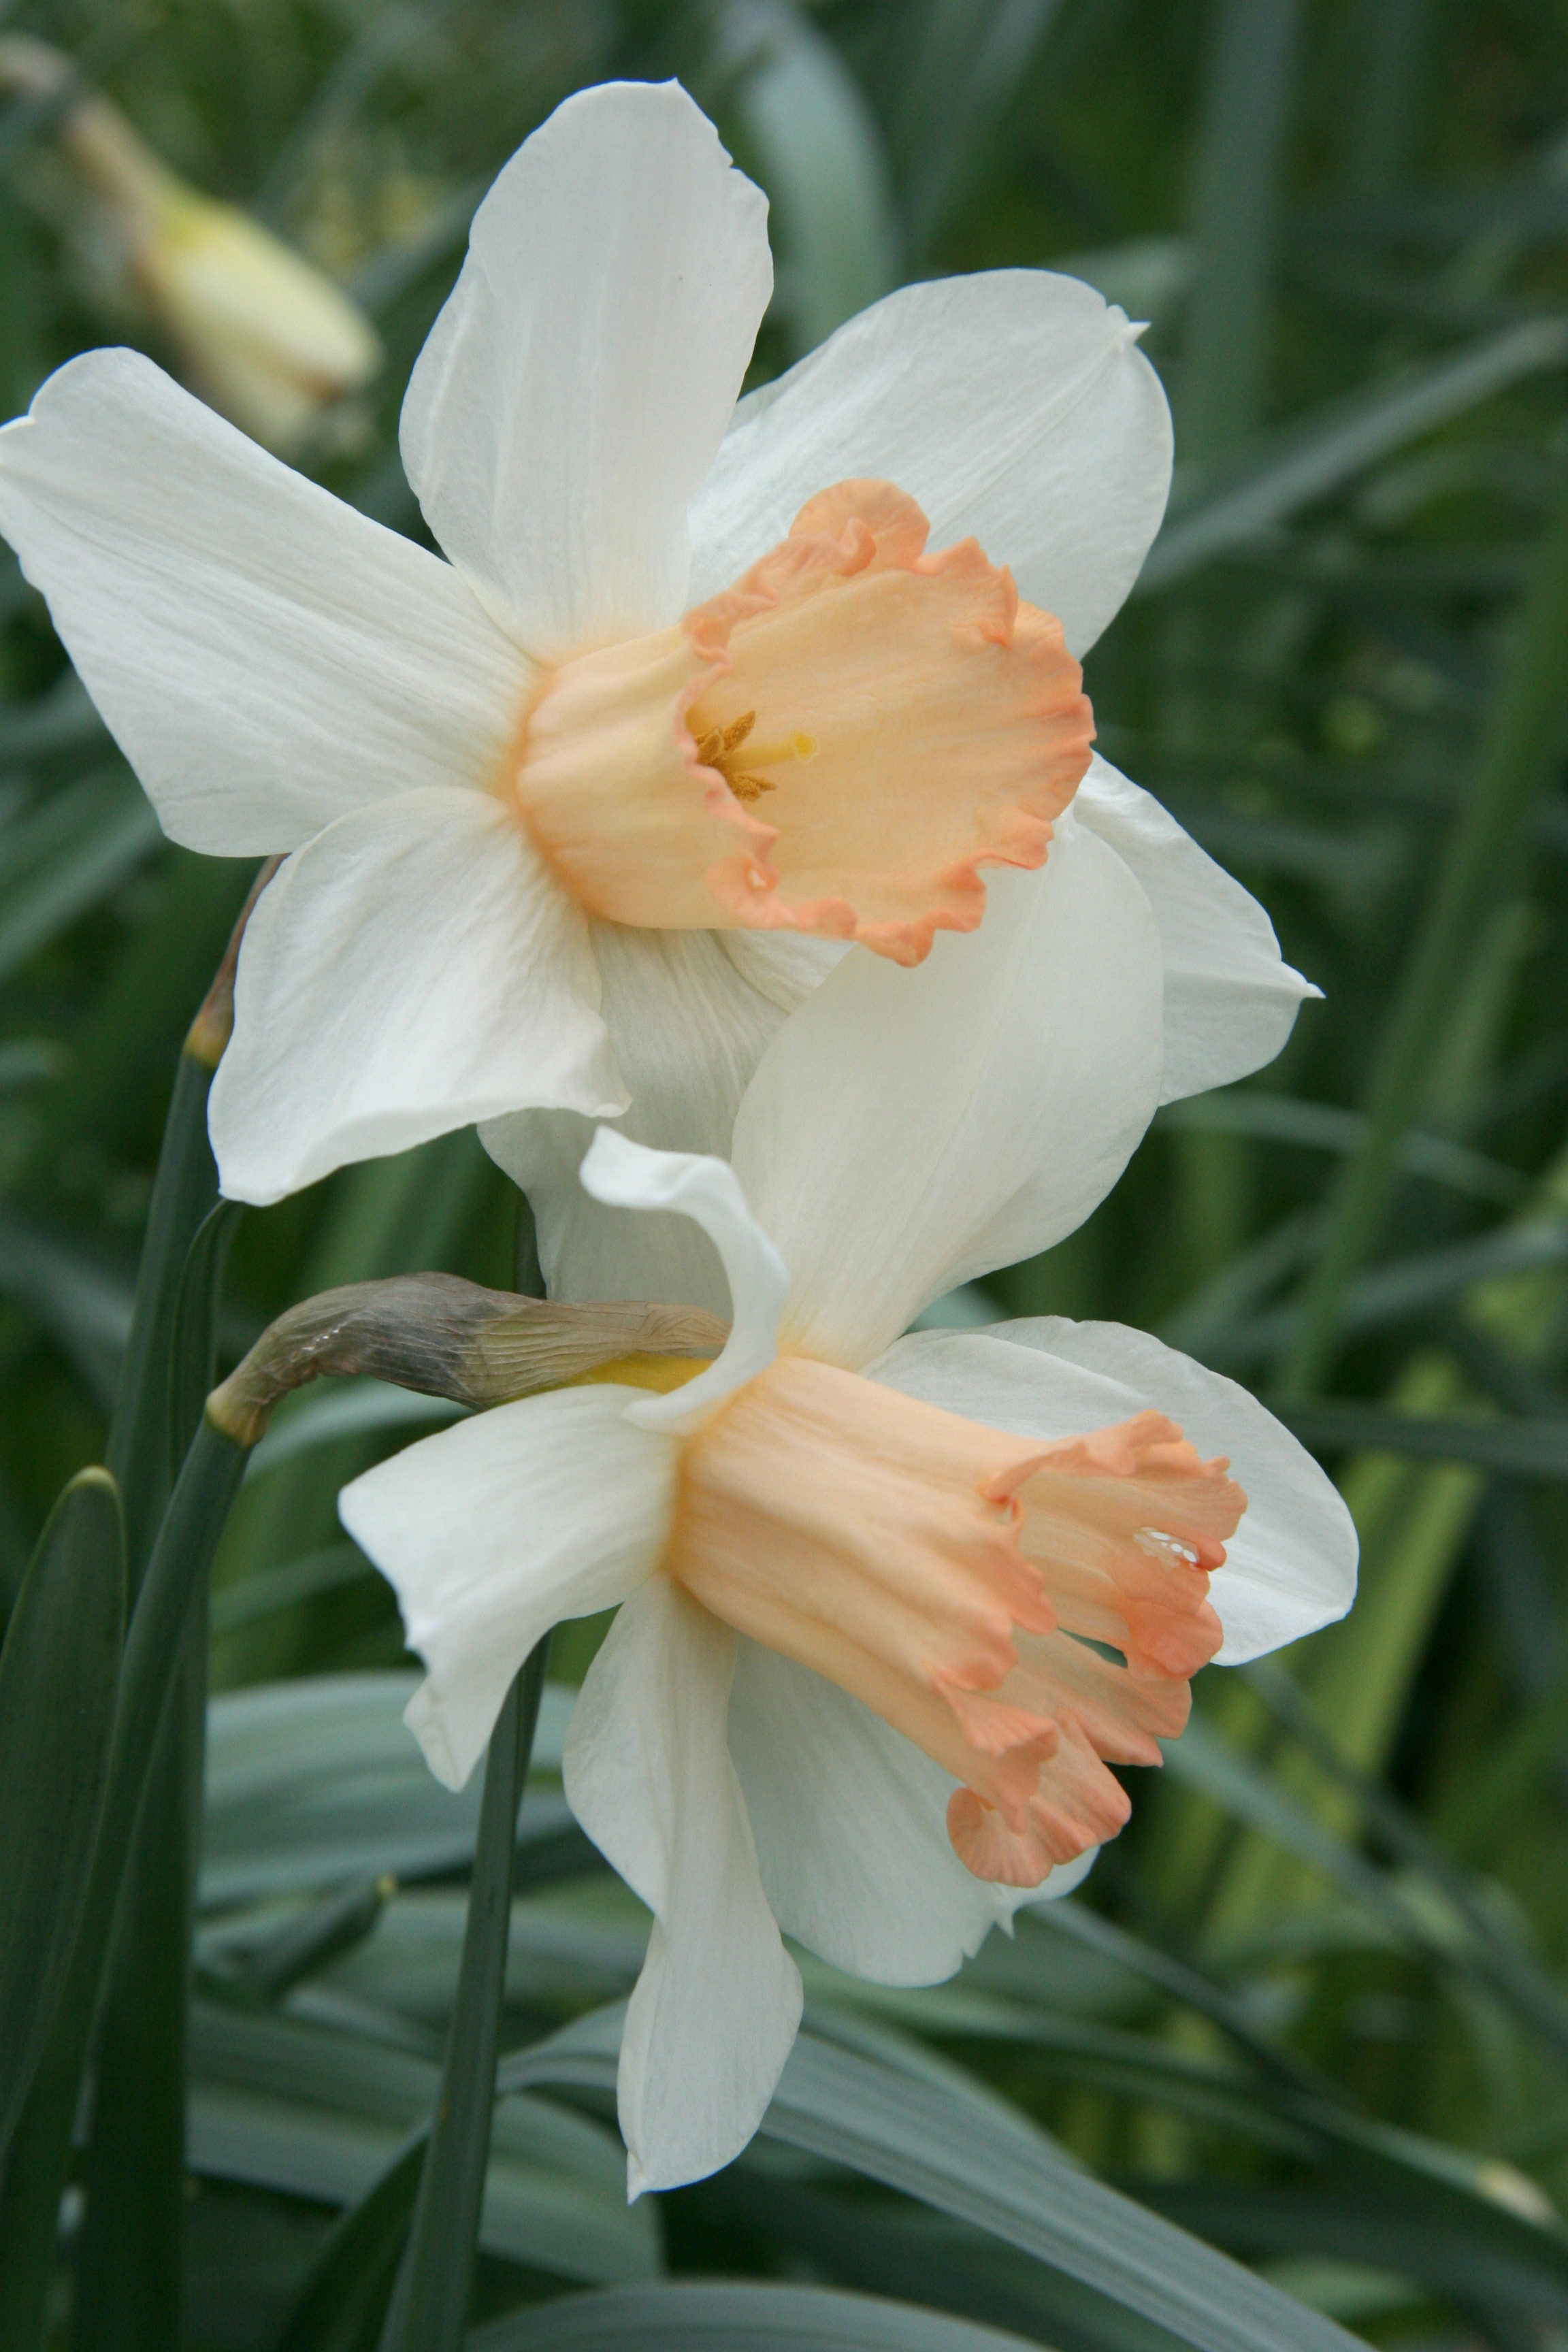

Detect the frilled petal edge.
xmin=868 ymin=1320 xmax=1358 ymax=1663
xmin=687 ymin=269 xmax=1171 ymax=659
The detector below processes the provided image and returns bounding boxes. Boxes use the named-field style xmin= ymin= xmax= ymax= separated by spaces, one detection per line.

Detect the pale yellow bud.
xmin=1 ymin=35 xmax=381 ymax=452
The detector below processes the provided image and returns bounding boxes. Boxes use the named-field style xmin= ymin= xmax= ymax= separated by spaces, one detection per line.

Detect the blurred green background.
xmin=5 ymin=1 xmax=1568 ymax=2347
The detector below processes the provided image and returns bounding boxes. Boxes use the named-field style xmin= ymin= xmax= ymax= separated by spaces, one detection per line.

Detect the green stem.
xmin=72 ymin=866 xmax=265 ymax=2351
xmin=103 ymin=1047 xmax=217 ymax=1571
xmin=69 ymin=1607 xmax=207 ymax=2352
xmin=73 ymin=1051 xmax=218 ymax=2352
xmin=0 ymin=1471 xmax=124 ymax=2158
xmin=1281 ymin=470 xmax=1568 ymax=1396
xmin=377 ymin=1637 xmax=551 ymax=2352
xmin=0 ymin=1418 xmax=247 ymax=2351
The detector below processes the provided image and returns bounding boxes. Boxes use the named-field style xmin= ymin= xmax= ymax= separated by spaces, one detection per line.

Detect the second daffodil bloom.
xmin=341 ymin=990 xmax=1358 ymax=2199
xmin=0 ymin=78 xmax=1310 ymax=1207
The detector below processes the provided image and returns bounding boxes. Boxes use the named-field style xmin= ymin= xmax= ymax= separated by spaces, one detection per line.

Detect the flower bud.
xmin=206 ymin=1275 xmax=728 ymax=1448
xmin=0 ymin=35 xmax=381 ymax=452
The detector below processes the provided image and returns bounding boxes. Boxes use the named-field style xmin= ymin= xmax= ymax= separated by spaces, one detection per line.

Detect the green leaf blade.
xmin=0 ymin=1467 xmax=125 ymax=2157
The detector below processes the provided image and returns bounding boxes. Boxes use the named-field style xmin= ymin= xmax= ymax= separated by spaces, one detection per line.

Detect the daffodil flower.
xmin=0 ymin=78 xmax=1309 ymax=1207
xmin=341 ymin=955 xmax=1356 ymax=2198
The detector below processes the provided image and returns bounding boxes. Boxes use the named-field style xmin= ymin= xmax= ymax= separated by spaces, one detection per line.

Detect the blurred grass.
xmin=3 ymin=1 xmax=1568 ymax=2347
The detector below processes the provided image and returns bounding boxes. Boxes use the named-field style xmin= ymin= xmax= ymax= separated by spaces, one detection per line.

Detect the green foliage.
xmin=3 ymin=1 xmax=1568 ymax=2347
xmin=0 ymin=1467 xmax=123 ymax=2151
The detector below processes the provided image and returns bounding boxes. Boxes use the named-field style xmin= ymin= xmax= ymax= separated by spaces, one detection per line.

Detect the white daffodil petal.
xmin=1029 ymin=1848 xmax=1102 ymax=1903
xmin=686 ymin=270 xmax=1171 ymax=658
xmin=339 ymin=1388 xmax=676 ymax=1793
xmin=564 ymin=1577 xmax=803 ymax=2197
xmin=210 ymin=787 xmax=624 ymax=1205
xmin=481 ymin=924 xmax=823 ymax=1315
xmin=401 ymin=80 xmax=772 ymax=656
xmin=732 ymin=817 xmax=1164 ymax=1369
xmin=870 ymin=1323 xmax=1358 ymax=1662
xmin=728 ymin=1642 xmax=1023 ymax=1986
xmin=578 ymin=1131 xmax=787 ymax=1431
xmin=0 ymin=349 xmax=521 ymax=853
xmin=1075 ymin=757 xmax=1318 ymax=1101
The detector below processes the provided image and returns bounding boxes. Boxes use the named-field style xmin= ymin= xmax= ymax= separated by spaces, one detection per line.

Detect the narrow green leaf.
xmin=0 ymin=769 xmax=160 ymax=985
xmin=237 ymin=1876 xmax=391 ymax=2001
xmin=184 ymin=2002 xmax=652 ymax=2308
xmin=244 ymin=1380 xmax=463 ymax=1483
xmin=0 ymin=1204 xmax=135 ymax=1410
xmin=274 ymin=2130 xmax=426 ymax=2352
xmin=201 ymin=1674 xmax=585 ymax=1906
xmin=1179 ymin=0 xmax=1303 ymax=461
xmin=470 ymin=2279 xmax=1049 ymax=2352
xmin=1219 ymin=1218 xmax=1568 ymax=1367
xmin=379 ymin=1637 xmax=551 ymax=2352
xmin=1145 ymin=320 xmax=1568 ymax=591
xmin=1345 ymin=0 xmax=1431 ymax=197
xmin=104 ymin=1047 xmax=219 ymax=1570
xmin=1134 ymin=2183 xmax=1568 ymax=2319
xmin=0 ymin=1468 xmax=125 ymax=2156
xmin=0 ymin=1037 xmax=61 ymax=1090
xmin=209 ymin=1541 xmax=371 ymax=1637
xmin=884 ymin=0 xmax=1063 ymax=258
xmin=0 ymin=1418 xmax=246 ymax=2351
xmin=715 ymin=2174 xmax=1198 ymax=2352
xmin=1158 ymin=1092 xmax=1525 ymax=1205
xmin=501 ymin=2012 xmax=1365 ymax=2352
xmin=169 ymin=1198 xmax=244 ymax=1471
xmin=74 ymin=1066 xmax=233 ymax=2352
xmin=1283 ymin=463 xmax=1568 ymax=1392
xmin=0 ymin=670 xmax=99 ymax=762
xmin=1267 ymin=1397 xmax=1568 ymax=1479
xmin=717 ymin=0 xmax=898 ymax=355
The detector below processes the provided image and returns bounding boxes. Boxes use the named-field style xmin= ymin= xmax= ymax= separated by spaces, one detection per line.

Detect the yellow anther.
xmin=693 ymin=709 xmax=818 ymax=802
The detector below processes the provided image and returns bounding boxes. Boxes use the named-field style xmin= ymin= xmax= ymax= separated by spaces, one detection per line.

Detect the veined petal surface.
xmin=210 ymin=788 xmax=623 ymax=1204
xmin=482 ymin=926 xmax=834 ymax=1316
xmin=578 ymin=1128 xmax=787 ymax=1431
xmin=339 ymin=1386 xmax=676 ymax=1793
xmin=0 ymin=349 xmax=521 ymax=853
xmin=687 ymin=270 xmax=1171 ymax=658
xmin=1074 ymin=756 xmax=1318 ymax=1102
xmin=728 ymin=1642 xmax=1022 ymax=1984
xmin=401 ymin=80 xmax=772 ymax=657
xmin=732 ymin=817 xmax=1164 ymax=1368
xmin=564 ymin=1576 xmax=802 ymax=2196
xmin=870 ymin=1322 xmax=1358 ymax=1663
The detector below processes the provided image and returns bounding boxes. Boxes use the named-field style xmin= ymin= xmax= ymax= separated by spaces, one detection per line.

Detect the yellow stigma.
xmin=694 ymin=710 xmax=818 ymax=803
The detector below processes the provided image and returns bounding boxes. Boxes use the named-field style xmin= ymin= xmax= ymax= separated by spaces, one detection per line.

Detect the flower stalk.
xmin=377 ymin=1638 xmax=552 ymax=2352
xmin=70 ymin=860 xmax=274 ymax=2352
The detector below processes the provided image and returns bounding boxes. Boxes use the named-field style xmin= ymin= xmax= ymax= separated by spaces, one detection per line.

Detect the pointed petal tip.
xmin=402 ymin=1680 xmax=470 ymax=1794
